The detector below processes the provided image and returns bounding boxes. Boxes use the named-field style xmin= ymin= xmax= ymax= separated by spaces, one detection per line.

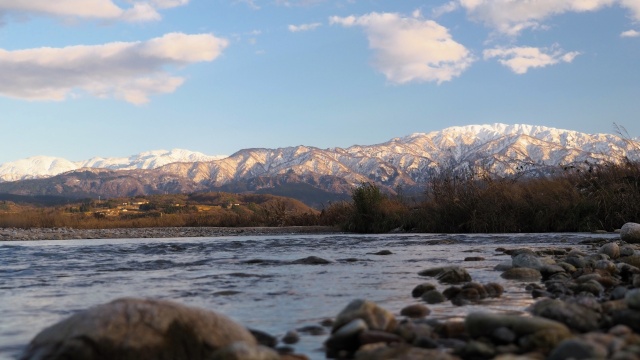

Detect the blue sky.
xmin=0 ymin=0 xmax=639 ymax=164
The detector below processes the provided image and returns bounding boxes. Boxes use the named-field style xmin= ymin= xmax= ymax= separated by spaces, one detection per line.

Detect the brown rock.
xmin=21 ymin=297 xmax=258 ymax=360
xmin=332 ymin=299 xmax=397 ymax=333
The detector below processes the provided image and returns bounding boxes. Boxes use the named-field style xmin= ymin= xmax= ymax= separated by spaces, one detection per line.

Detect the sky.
xmin=0 ymin=0 xmax=639 ymax=164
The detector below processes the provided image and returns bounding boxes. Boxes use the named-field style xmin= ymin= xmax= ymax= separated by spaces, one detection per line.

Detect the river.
xmin=0 ymin=232 xmax=617 ymax=359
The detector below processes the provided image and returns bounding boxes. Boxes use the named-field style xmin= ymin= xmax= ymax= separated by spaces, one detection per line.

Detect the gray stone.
xmin=282 ymin=330 xmax=300 ymax=345
xmin=621 ymin=222 xmax=640 ymax=243
xmin=419 ymin=266 xmax=471 ymax=284
xmin=465 ymin=312 xmax=570 ymax=352
xmin=494 ymin=261 xmax=513 ymax=271
xmin=548 ymin=338 xmax=607 ymax=360
xmin=620 ymin=245 xmax=636 ymax=257
xmin=411 ymin=283 xmax=436 ymax=298
xmin=290 ymin=256 xmax=331 ymax=265
xmin=529 ymin=298 xmax=601 ymax=332
xmin=512 ymin=253 xmax=544 ymax=270
xmin=500 ymin=267 xmax=542 ymax=281
xmin=421 ymin=290 xmax=446 ymax=304
xmin=625 ymin=288 xmax=640 ymax=310
xmin=20 ymin=297 xmax=258 ymax=360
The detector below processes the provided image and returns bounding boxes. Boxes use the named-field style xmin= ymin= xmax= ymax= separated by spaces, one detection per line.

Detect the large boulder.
xmin=620 ymin=222 xmax=640 ymax=243
xmin=21 ymin=297 xmax=262 ymax=360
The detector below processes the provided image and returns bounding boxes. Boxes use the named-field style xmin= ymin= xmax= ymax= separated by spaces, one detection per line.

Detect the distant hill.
xmin=1 ymin=123 xmax=638 ymax=208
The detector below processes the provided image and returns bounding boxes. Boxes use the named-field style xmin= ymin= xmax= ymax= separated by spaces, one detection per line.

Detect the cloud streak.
xmin=0 ymin=33 xmax=228 ymax=104
xmin=288 ymin=22 xmax=322 ymax=32
xmin=330 ymin=12 xmax=474 ymax=84
xmin=621 ymin=29 xmax=640 ymax=37
xmin=484 ymin=45 xmax=580 ymax=74
xmin=0 ymin=0 xmax=189 ymax=23
xmin=455 ymin=0 xmax=640 ymax=36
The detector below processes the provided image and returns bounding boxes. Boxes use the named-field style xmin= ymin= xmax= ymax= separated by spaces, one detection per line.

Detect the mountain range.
xmin=1 ymin=124 xmax=638 ymax=208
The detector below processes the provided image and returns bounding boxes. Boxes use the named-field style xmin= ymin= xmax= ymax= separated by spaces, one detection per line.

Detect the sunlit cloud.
xmin=483 ymin=45 xmax=580 ymax=74
xmin=0 ymin=0 xmax=189 ymax=23
xmin=0 ymin=33 xmax=228 ymax=104
xmin=288 ymin=22 xmax=322 ymax=32
xmin=330 ymin=12 xmax=474 ymax=84
xmin=621 ymin=29 xmax=640 ymax=37
xmin=455 ymin=0 xmax=640 ymax=36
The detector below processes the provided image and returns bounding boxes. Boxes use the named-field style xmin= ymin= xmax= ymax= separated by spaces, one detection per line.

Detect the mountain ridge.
xmin=1 ymin=123 xmax=638 ymax=207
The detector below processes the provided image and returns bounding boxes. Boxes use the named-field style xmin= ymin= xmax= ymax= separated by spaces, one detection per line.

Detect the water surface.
xmin=0 ymin=232 xmax=616 ymax=359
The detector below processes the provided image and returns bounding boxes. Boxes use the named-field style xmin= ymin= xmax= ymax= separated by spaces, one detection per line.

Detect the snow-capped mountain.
xmin=0 ymin=124 xmax=638 ymax=202
xmin=0 ymin=149 xmax=226 ymax=182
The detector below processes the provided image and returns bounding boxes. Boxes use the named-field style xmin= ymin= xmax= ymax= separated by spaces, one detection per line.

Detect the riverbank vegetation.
xmin=1 ymin=160 xmax=638 ymax=233
xmin=0 ymin=192 xmax=320 ymax=229
xmin=337 ymin=159 xmax=640 ymax=233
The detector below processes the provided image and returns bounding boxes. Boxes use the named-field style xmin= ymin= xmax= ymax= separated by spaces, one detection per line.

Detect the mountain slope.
xmin=1 ymin=123 xmax=638 ymax=207
xmin=0 ymin=149 xmax=225 ymax=182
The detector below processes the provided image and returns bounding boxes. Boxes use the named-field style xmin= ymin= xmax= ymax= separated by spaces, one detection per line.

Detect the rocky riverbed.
xmin=9 ymin=223 xmax=640 ymax=359
xmin=0 ymin=225 xmax=340 ymax=241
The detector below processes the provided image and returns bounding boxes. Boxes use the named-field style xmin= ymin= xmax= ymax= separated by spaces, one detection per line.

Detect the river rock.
xmin=355 ymin=343 xmax=459 ymax=360
xmin=21 ymin=297 xmax=259 ymax=360
xmin=211 ymin=342 xmax=280 ymax=360
xmin=282 ymin=330 xmax=300 ymax=345
xmin=290 ymin=256 xmax=331 ymax=265
xmin=547 ymin=338 xmax=608 ymax=360
xmin=332 ymin=299 xmax=397 ymax=333
xmin=512 ymin=253 xmax=544 ymax=270
xmin=411 ymin=283 xmax=436 ymax=298
xmin=500 ymin=267 xmax=542 ymax=281
xmin=620 ymin=255 xmax=640 ymax=268
xmin=418 ymin=266 xmax=471 ymax=284
xmin=400 ymin=304 xmax=430 ymax=318
xmin=529 ymin=298 xmax=601 ymax=332
xmin=612 ymin=309 xmax=640 ymax=332
xmin=598 ymin=242 xmax=620 ymax=259
xmin=620 ymin=222 xmax=640 ymax=243
xmin=421 ymin=290 xmax=446 ymax=304
xmin=625 ymin=288 xmax=640 ymax=310
xmin=465 ymin=312 xmax=571 ymax=353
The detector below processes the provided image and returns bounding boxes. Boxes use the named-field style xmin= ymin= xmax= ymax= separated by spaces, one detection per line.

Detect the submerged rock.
xmin=419 ymin=266 xmax=471 ymax=284
xmin=21 ymin=297 xmax=259 ymax=360
xmin=500 ymin=267 xmax=542 ymax=281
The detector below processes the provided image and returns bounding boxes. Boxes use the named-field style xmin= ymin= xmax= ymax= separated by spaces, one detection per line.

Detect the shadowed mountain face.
xmin=0 ymin=124 xmax=638 ymax=208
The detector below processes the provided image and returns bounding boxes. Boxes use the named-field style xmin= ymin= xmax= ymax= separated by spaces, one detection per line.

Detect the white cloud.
xmin=432 ymin=1 xmax=460 ymax=17
xmin=483 ymin=45 xmax=580 ymax=74
xmin=455 ymin=0 xmax=640 ymax=36
xmin=621 ymin=29 xmax=640 ymax=37
xmin=288 ymin=22 xmax=322 ymax=32
xmin=0 ymin=0 xmax=188 ymax=22
xmin=0 ymin=33 xmax=228 ymax=104
xmin=330 ymin=12 xmax=474 ymax=84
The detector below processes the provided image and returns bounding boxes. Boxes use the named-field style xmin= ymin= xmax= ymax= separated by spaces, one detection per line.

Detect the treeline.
xmin=331 ymin=160 xmax=640 ymax=233
xmin=0 ymin=193 xmax=320 ymax=229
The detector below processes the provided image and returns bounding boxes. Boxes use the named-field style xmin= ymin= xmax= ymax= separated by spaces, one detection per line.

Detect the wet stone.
xmin=501 ymin=267 xmax=542 ymax=281
xmin=421 ymin=290 xmax=446 ymax=304
xmin=400 ymin=304 xmax=431 ymax=318
xmin=411 ymin=283 xmax=436 ymax=298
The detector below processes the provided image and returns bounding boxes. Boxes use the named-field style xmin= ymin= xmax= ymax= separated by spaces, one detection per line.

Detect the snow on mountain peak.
xmin=0 ymin=149 xmax=227 ymax=182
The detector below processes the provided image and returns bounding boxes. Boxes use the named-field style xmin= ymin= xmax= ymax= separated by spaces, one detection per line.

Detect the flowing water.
xmin=0 ymin=232 xmax=617 ymax=359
